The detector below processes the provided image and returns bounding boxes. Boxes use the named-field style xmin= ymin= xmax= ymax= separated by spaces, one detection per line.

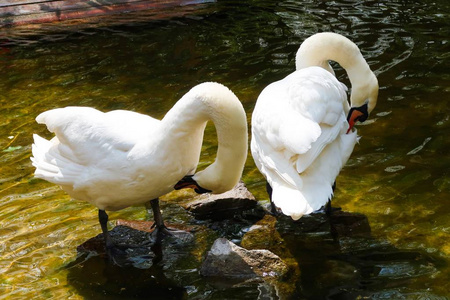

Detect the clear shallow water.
xmin=0 ymin=0 xmax=449 ymax=299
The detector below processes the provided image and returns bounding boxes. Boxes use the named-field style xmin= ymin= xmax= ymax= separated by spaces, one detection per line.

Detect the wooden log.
xmin=0 ymin=0 xmax=56 ymax=8
xmin=1 ymin=0 xmax=173 ymax=16
xmin=0 ymin=0 xmax=214 ymax=27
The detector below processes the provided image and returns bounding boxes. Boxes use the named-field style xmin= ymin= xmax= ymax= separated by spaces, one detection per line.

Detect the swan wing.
xmin=251 ymin=73 xmax=323 ymax=191
xmin=253 ymin=68 xmax=348 ymax=176
xmin=36 ymin=107 xmax=158 ymax=164
xmin=32 ymin=107 xmax=160 ymax=188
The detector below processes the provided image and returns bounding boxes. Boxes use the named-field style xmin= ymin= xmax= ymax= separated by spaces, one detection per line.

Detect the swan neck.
xmin=295 ymin=32 xmax=370 ymax=90
xmin=295 ymin=32 xmax=378 ymax=111
xmin=163 ymin=83 xmax=248 ymax=193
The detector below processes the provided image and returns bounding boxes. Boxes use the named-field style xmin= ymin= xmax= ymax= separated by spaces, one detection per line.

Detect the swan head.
xmin=174 ymin=175 xmax=212 ymax=194
xmin=346 ymin=70 xmax=379 ymax=133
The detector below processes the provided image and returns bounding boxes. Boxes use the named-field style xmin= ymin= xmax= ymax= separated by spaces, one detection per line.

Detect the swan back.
xmin=295 ymin=32 xmax=378 ymax=114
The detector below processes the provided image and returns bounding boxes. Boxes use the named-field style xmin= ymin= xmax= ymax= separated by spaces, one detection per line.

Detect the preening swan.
xmin=251 ymin=32 xmax=379 ymax=220
xmin=31 ymin=82 xmax=248 ymax=252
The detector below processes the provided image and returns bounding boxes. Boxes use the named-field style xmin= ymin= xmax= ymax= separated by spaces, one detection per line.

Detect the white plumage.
xmin=251 ymin=32 xmax=379 ymax=220
xmin=31 ymin=82 xmax=248 ymax=248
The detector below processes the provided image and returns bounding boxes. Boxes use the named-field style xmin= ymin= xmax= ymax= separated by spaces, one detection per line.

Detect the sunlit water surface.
xmin=0 ymin=0 xmax=449 ymax=299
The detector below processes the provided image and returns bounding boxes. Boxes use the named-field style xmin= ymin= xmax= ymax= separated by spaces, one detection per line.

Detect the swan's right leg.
xmin=325 ymin=181 xmax=340 ymax=216
xmin=266 ymin=182 xmax=279 ymax=215
xmin=147 ymin=199 xmax=189 ymax=241
xmin=148 ymin=198 xmax=172 ymax=238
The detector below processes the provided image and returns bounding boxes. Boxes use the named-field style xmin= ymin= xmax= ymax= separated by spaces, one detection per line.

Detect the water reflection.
xmin=0 ymin=0 xmax=449 ymax=298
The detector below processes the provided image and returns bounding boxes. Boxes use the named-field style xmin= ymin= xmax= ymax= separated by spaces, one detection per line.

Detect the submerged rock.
xmin=241 ymin=214 xmax=291 ymax=257
xmin=200 ymin=238 xmax=288 ymax=280
xmin=329 ymin=210 xmax=371 ymax=238
xmin=77 ymin=224 xmax=195 ymax=268
xmin=183 ymin=181 xmax=258 ymax=220
xmin=77 ymin=225 xmax=154 ymax=255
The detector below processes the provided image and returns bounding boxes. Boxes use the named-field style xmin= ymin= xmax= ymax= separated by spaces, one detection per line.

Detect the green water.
xmin=0 ymin=0 xmax=449 ymax=298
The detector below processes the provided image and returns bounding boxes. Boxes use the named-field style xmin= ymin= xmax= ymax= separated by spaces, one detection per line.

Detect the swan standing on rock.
xmin=251 ymin=32 xmax=379 ymax=220
xmin=31 ymin=82 xmax=248 ymax=253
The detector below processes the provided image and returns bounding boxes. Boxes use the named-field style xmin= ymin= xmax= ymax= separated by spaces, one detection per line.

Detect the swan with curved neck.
xmin=251 ymin=32 xmax=379 ymax=220
xmin=31 ymin=82 xmax=248 ymax=253
xmin=296 ymin=32 xmax=379 ymax=132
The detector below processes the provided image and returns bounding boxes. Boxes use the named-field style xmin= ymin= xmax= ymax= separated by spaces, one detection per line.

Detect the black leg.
xmin=149 ymin=198 xmax=172 ymax=238
xmin=150 ymin=198 xmax=164 ymax=228
xmin=326 ymin=181 xmax=340 ymax=241
xmin=99 ymin=209 xmax=114 ymax=249
xmin=266 ymin=182 xmax=273 ymax=201
xmin=98 ymin=209 xmax=128 ymax=265
xmin=325 ymin=181 xmax=340 ymax=216
xmin=266 ymin=182 xmax=278 ymax=215
xmin=325 ymin=199 xmax=333 ymax=217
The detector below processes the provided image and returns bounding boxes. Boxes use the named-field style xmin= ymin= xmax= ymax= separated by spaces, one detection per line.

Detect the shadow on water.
xmin=276 ymin=210 xmax=447 ymax=299
xmin=65 ymin=225 xmax=193 ymax=299
xmin=67 ymin=257 xmax=188 ymax=300
xmin=65 ymin=206 xmax=446 ymax=299
xmin=67 ymin=256 xmax=188 ymax=300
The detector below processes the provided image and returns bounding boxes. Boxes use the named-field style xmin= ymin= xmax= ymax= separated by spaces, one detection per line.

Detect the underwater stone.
xmin=200 ymin=238 xmax=288 ymax=279
xmin=183 ymin=181 xmax=258 ymax=219
xmin=329 ymin=210 xmax=371 ymax=238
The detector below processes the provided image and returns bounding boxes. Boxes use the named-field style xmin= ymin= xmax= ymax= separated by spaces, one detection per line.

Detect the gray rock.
xmin=183 ymin=181 xmax=258 ymax=219
xmin=200 ymin=238 xmax=288 ymax=280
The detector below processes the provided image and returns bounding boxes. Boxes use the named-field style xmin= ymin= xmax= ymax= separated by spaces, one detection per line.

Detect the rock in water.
xmin=200 ymin=238 xmax=288 ymax=280
xmin=77 ymin=224 xmax=194 ymax=268
xmin=183 ymin=181 xmax=258 ymax=220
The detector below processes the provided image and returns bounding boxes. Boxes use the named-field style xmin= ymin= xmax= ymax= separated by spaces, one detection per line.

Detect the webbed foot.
xmin=150 ymin=223 xmax=190 ymax=242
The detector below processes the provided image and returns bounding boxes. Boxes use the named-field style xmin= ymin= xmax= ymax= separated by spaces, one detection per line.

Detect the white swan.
xmin=251 ymin=32 xmax=379 ymax=220
xmin=31 ymin=82 xmax=248 ymax=251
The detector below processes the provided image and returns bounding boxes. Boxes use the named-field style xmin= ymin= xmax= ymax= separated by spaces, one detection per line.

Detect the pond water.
xmin=0 ymin=0 xmax=449 ymax=299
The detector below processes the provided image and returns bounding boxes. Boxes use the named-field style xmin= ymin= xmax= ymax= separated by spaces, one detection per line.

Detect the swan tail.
xmin=270 ymin=177 xmax=335 ymax=221
xmin=271 ymin=183 xmax=314 ymax=221
xmin=31 ymin=134 xmax=83 ymax=185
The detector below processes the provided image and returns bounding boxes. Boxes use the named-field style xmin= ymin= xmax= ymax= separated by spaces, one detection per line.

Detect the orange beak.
xmin=346 ymin=103 xmax=369 ymax=134
xmin=347 ymin=109 xmax=365 ymax=134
